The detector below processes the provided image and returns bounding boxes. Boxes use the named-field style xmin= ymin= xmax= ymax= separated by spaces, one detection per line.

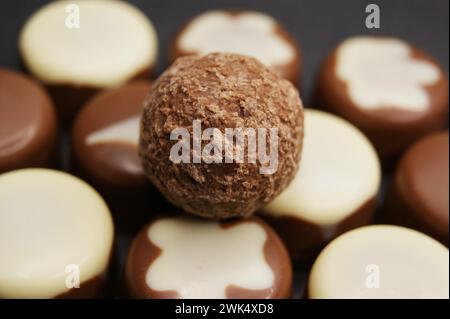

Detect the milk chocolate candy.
xmin=72 ymin=81 xmax=162 ymax=231
xmin=261 ymin=109 xmax=381 ymax=264
xmin=19 ymin=0 xmax=158 ymax=123
xmin=125 ymin=216 xmax=292 ymax=299
xmin=315 ymin=36 xmax=449 ymax=164
xmin=0 ymin=169 xmax=114 ymax=298
xmin=382 ymin=131 xmax=449 ymax=245
xmin=171 ymin=10 xmax=301 ymax=85
xmin=0 ymin=68 xmax=57 ymax=173
xmin=308 ymin=225 xmax=449 ymax=299
xmin=140 ymin=53 xmax=303 ymax=219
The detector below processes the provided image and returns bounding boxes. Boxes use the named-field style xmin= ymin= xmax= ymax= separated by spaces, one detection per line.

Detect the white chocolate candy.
xmin=146 ymin=217 xmax=274 ymax=299
xmin=178 ymin=11 xmax=295 ymax=67
xmin=86 ymin=116 xmax=140 ymax=146
xmin=336 ymin=37 xmax=440 ymax=112
xmin=309 ymin=225 xmax=449 ymax=299
xmin=20 ymin=0 xmax=158 ymax=87
xmin=263 ymin=109 xmax=380 ymax=229
xmin=0 ymin=169 xmax=114 ymax=298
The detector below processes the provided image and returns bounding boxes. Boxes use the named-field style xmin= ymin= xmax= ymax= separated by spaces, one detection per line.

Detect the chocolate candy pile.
xmin=0 ymin=1 xmax=448 ymax=299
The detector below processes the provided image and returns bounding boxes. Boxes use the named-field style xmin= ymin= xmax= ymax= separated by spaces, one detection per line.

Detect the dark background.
xmin=1 ymin=0 xmax=448 ymax=105
xmin=0 ymin=0 xmax=448 ymax=298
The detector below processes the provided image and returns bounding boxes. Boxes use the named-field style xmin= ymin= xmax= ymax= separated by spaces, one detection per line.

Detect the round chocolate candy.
xmin=19 ymin=0 xmax=158 ymax=123
xmin=125 ymin=216 xmax=292 ymax=299
xmin=171 ymin=10 xmax=301 ymax=85
xmin=315 ymin=36 xmax=449 ymax=163
xmin=140 ymin=53 xmax=303 ymax=219
xmin=0 ymin=169 xmax=114 ymax=298
xmin=72 ymin=81 xmax=161 ymax=231
xmin=261 ymin=109 xmax=381 ymax=263
xmin=0 ymin=68 xmax=57 ymax=174
xmin=308 ymin=225 xmax=449 ymax=299
xmin=382 ymin=131 xmax=449 ymax=245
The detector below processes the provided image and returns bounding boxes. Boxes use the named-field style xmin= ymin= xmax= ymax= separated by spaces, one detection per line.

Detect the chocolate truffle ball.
xmin=19 ymin=0 xmax=158 ymax=123
xmin=0 ymin=68 xmax=57 ymax=174
xmin=0 ymin=169 xmax=114 ymax=298
xmin=315 ymin=36 xmax=449 ymax=164
xmin=125 ymin=216 xmax=292 ymax=299
xmin=72 ymin=81 xmax=165 ymax=231
xmin=139 ymin=53 xmax=304 ymax=219
xmin=308 ymin=225 xmax=449 ymax=299
xmin=261 ymin=109 xmax=381 ymax=263
xmin=171 ymin=10 xmax=301 ymax=85
xmin=382 ymin=131 xmax=449 ymax=245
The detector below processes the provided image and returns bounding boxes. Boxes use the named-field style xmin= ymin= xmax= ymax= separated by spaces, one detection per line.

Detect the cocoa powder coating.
xmin=139 ymin=53 xmax=303 ymax=218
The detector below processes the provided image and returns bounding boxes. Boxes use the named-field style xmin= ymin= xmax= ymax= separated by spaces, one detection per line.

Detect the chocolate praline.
xmin=72 ymin=81 xmax=165 ymax=232
xmin=171 ymin=10 xmax=301 ymax=85
xmin=125 ymin=215 xmax=292 ymax=299
xmin=260 ymin=109 xmax=381 ymax=264
xmin=307 ymin=225 xmax=449 ymax=299
xmin=0 ymin=169 xmax=114 ymax=298
xmin=382 ymin=131 xmax=449 ymax=245
xmin=0 ymin=68 xmax=58 ymax=173
xmin=315 ymin=36 xmax=449 ymax=164
xmin=139 ymin=53 xmax=304 ymax=219
xmin=19 ymin=0 xmax=158 ymax=124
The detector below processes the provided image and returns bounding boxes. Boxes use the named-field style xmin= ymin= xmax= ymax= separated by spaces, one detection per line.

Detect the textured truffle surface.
xmin=140 ymin=53 xmax=303 ymax=218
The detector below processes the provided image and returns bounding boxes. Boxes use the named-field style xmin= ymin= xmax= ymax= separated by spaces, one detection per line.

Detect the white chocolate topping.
xmin=263 ymin=109 xmax=381 ymax=227
xmin=309 ymin=225 xmax=449 ymax=299
xmin=178 ymin=11 xmax=295 ymax=67
xmin=86 ymin=116 xmax=140 ymax=147
xmin=0 ymin=169 xmax=114 ymax=298
xmin=20 ymin=0 xmax=158 ymax=87
xmin=336 ymin=36 xmax=440 ymax=112
xmin=145 ymin=217 xmax=274 ymax=299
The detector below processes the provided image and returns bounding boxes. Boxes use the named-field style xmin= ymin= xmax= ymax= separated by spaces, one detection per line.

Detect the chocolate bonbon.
xmin=382 ymin=131 xmax=449 ymax=245
xmin=125 ymin=216 xmax=292 ymax=299
xmin=72 ymin=81 xmax=161 ymax=230
xmin=139 ymin=53 xmax=304 ymax=219
xmin=261 ymin=109 xmax=381 ymax=263
xmin=19 ymin=0 xmax=158 ymax=122
xmin=171 ymin=10 xmax=301 ymax=85
xmin=315 ymin=36 xmax=449 ymax=163
xmin=0 ymin=68 xmax=57 ymax=174
xmin=308 ymin=225 xmax=449 ymax=298
xmin=0 ymin=169 xmax=114 ymax=298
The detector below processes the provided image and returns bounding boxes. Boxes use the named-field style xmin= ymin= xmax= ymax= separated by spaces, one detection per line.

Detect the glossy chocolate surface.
xmin=125 ymin=216 xmax=292 ymax=299
xmin=383 ymin=131 xmax=449 ymax=245
xmin=0 ymin=68 xmax=57 ymax=173
xmin=0 ymin=169 xmax=114 ymax=298
xmin=315 ymin=37 xmax=449 ymax=164
xmin=72 ymin=81 xmax=161 ymax=231
xmin=261 ymin=110 xmax=380 ymax=264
